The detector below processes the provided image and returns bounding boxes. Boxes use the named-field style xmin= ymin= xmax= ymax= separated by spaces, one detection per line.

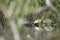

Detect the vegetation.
xmin=0 ymin=0 xmax=60 ymax=40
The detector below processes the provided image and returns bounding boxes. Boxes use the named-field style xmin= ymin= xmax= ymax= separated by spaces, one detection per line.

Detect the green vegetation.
xmin=0 ymin=0 xmax=60 ymax=40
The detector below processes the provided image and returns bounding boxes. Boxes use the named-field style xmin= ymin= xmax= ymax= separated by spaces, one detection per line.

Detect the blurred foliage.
xmin=0 ymin=0 xmax=60 ymax=40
